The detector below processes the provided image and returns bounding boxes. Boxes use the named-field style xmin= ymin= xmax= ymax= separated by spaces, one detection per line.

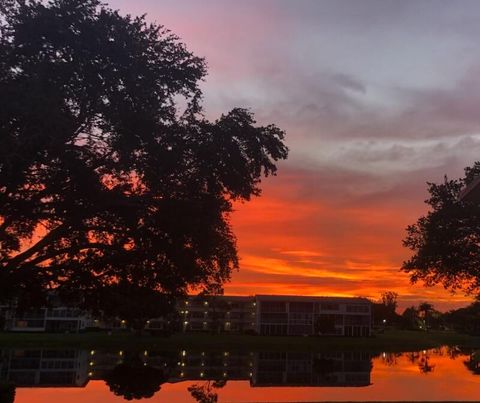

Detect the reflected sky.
xmin=3 ymin=346 xmax=480 ymax=402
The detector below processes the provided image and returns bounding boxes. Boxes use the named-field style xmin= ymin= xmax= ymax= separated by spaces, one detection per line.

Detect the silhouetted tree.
xmin=381 ymin=352 xmax=401 ymax=367
xmin=0 ymin=383 xmax=15 ymax=403
xmin=443 ymin=301 xmax=480 ymax=335
xmin=401 ymin=306 xmax=420 ymax=330
xmin=418 ymin=302 xmax=434 ymax=331
xmin=373 ymin=291 xmax=400 ymax=326
xmin=403 ymin=162 xmax=480 ymax=295
xmin=188 ymin=380 xmax=226 ymax=403
xmin=418 ymin=352 xmax=435 ymax=374
xmin=105 ymin=353 xmax=166 ymax=400
xmin=381 ymin=291 xmax=399 ymax=312
xmin=0 ymin=0 xmax=288 ymax=314
xmin=97 ymin=284 xmax=175 ymax=331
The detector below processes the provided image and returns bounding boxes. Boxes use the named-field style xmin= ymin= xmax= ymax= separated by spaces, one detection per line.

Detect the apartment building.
xmin=0 ymin=349 xmax=89 ymax=387
xmin=1 ymin=294 xmax=372 ymax=336
xmin=176 ymin=295 xmax=256 ymax=333
xmin=2 ymin=306 xmax=88 ymax=333
xmin=255 ymin=295 xmax=372 ymax=337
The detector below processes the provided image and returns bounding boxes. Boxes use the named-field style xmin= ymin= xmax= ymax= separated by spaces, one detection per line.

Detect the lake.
xmin=1 ymin=346 xmax=479 ymax=402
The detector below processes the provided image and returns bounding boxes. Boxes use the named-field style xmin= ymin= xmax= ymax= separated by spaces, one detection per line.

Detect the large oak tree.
xmin=402 ymin=162 xmax=480 ymax=295
xmin=0 ymin=0 xmax=288 ymax=319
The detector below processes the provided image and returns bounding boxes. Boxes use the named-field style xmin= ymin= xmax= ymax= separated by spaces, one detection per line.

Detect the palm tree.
xmin=418 ymin=302 xmax=434 ymax=332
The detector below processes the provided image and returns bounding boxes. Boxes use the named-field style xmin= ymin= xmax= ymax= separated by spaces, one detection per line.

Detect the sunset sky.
xmin=109 ymin=0 xmax=480 ymax=311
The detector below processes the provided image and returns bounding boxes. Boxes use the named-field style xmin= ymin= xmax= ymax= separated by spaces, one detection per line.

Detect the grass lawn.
xmin=0 ymin=329 xmax=479 ymax=352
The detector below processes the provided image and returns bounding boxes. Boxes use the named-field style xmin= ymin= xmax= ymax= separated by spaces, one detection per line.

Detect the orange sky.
xmin=107 ymin=1 xmax=480 ymax=310
xmin=224 ymin=170 xmax=474 ymax=311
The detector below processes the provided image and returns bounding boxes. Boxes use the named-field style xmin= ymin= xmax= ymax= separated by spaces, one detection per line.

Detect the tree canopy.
xmin=402 ymin=162 xmax=480 ymax=295
xmin=105 ymin=353 xmax=166 ymax=400
xmin=0 ymin=0 xmax=288 ymax=315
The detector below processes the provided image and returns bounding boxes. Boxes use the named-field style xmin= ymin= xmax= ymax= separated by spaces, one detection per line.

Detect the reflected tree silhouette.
xmin=0 ymin=383 xmax=15 ymax=403
xmin=445 ymin=346 xmax=462 ymax=359
xmin=464 ymin=350 xmax=480 ymax=375
xmin=105 ymin=353 xmax=167 ymax=400
xmin=381 ymin=352 xmax=401 ymax=367
xmin=406 ymin=351 xmax=419 ymax=364
xmin=188 ymin=380 xmax=226 ymax=403
xmin=418 ymin=352 xmax=435 ymax=374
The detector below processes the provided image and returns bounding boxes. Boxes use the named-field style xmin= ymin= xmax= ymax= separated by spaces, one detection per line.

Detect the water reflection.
xmin=0 ymin=348 xmax=372 ymax=401
xmin=1 ymin=347 xmax=479 ymax=402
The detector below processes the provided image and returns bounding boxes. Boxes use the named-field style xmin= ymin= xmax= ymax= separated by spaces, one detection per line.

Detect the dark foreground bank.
xmin=0 ymin=330 xmax=478 ymax=352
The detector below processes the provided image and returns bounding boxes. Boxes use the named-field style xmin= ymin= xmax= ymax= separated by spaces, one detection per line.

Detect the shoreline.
xmin=0 ymin=330 xmax=478 ymax=352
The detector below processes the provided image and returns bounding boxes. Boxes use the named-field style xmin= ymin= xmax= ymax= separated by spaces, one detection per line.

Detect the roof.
xmin=254 ymin=295 xmax=371 ymax=304
xmin=186 ymin=295 xmax=253 ymax=302
xmin=459 ymin=176 xmax=480 ymax=202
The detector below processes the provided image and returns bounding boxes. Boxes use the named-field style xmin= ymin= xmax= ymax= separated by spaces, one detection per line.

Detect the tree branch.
xmin=4 ymin=224 xmax=67 ymax=268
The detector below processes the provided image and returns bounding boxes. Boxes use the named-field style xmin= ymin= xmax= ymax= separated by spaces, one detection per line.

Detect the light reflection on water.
xmin=1 ymin=346 xmax=479 ymax=402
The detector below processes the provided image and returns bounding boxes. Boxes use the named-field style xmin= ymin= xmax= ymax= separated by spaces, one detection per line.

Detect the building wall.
xmin=176 ymin=296 xmax=256 ymax=333
xmin=256 ymin=296 xmax=371 ymax=337
xmin=2 ymin=295 xmax=372 ymax=336
xmin=2 ymin=307 xmax=87 ymax=333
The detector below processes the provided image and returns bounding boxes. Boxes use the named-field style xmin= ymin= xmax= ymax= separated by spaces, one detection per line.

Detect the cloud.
xmin=107 ymin=0 xmax=480 ymax=310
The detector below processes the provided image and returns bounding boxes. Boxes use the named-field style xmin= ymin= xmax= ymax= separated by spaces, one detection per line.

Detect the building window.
xmin=320 ymin=303 xmax=339 ymax=311
xmin=346 ymin=305 xmax=369 ymax=313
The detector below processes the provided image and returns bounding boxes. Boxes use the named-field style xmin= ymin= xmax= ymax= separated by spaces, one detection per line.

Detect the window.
xmin=260 ymin=301 xmax=286 ymax=313
xmin=320 ymin=303 xmax=339 ymax=311
xmin=346 ymin=305 xmax=369 ymax=313
xmin=289 ymin=302 xmax=314 ymax=313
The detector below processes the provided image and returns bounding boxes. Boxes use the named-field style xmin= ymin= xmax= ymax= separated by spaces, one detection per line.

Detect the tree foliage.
xmin=0 ymin=383 xmax=15 ymax=403
xmin=105 ymin=353 xmax=166 ymax=400
xmin=402 ymin=162 xmax=480 ymax=295
xmin=0 ymin=0 xmax=288 ymax=313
